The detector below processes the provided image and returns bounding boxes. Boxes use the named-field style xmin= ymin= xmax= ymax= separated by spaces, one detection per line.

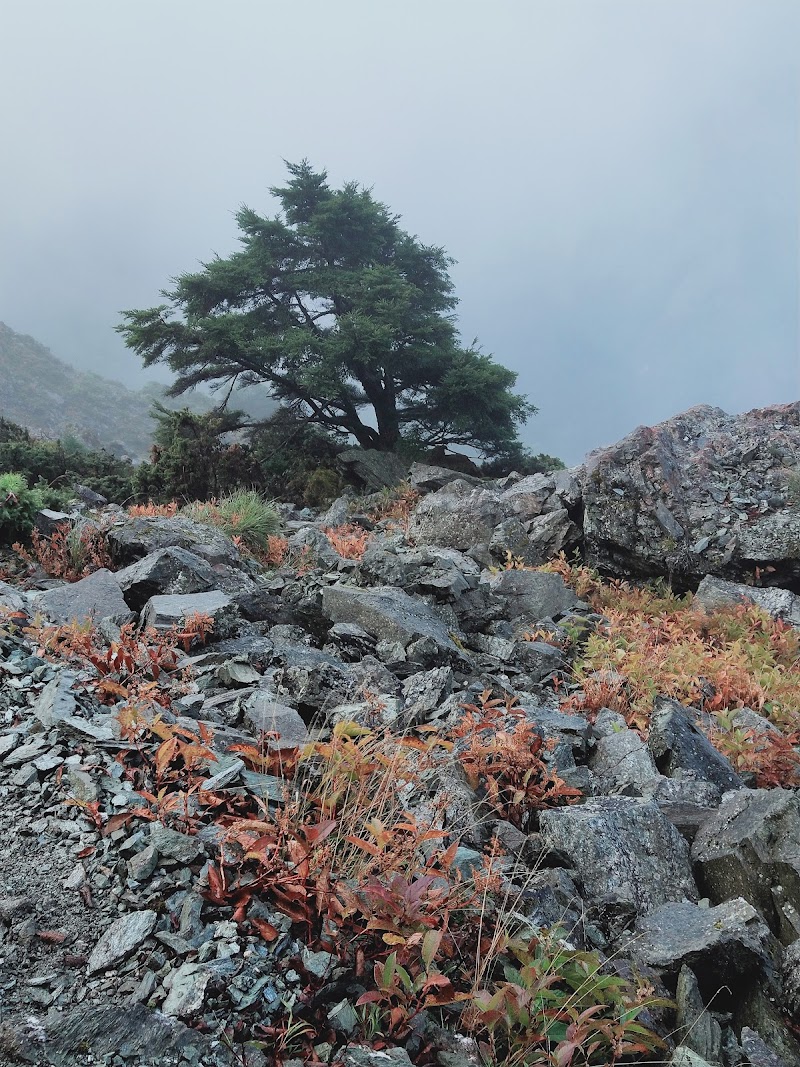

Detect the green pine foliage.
xmin=119 ymin=161 xmax=535 ymax=459
xmin=0 ymin=419 xmax=134 ymax=505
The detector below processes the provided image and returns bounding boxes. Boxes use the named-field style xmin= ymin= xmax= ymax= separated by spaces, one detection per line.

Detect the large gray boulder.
xmin=116 ymin=546 xmax=256 ymax=611
xmin=35 ymin=568 xmax=131 ymax=625
xmin=539 ymin=793 xmax=699 ymax=926
xmin=539 ymin=797 xmax=698 ymax=922
xmin=107 ymin=515 xmax=244 ymax=568
xmin=695 ymin=575 xmax=800 ymax=628
xmin=488 ymin=568 xmax=580 ymax=626
xmin=242 ymin=692 xmax=308 ymax=749
xmin=336 ymin=448 xmax=409 ymax=491
xmin=630 ymin=898 xmax=778 ymax=991
xmin=647 ymin=698 xmax=743 ymax=793
xmin=691 ymin=788 xmax=800 ymax=944
xmin=581 ymin=402 xmax=800 ymax=586
xmin=322 ymin=584 xmax=469 ymax=664
xmin=356 ymin=539 xmax=480 ymax=601
xmin=409 ymin=462 xmax=482 ymax=492
xmin=409 ymin=480 xmax=504 ymax=550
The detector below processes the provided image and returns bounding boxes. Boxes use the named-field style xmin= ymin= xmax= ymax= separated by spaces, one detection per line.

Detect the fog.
xmin=1 ymin=0 xmax=798 ymax=463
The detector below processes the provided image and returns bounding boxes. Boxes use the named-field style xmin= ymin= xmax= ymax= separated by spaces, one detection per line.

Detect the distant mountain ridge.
xmin=0 ymin=323 xmax=276 ymax=460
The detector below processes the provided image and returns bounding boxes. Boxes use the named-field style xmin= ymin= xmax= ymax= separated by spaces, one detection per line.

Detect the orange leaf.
xmin=251 ymin=918 xmax=279 ymax=942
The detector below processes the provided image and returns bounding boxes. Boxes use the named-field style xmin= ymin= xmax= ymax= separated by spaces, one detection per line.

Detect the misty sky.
xmin=1 ymin=1 xmax=798 ymax=465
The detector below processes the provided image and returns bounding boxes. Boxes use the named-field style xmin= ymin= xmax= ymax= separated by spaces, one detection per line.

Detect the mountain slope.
xmin=0 ymin=324 xmax=287 ymax=460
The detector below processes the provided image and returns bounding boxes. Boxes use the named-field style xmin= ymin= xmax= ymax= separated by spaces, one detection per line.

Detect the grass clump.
xmin=181 ymin=489 xmax=281 ymax=553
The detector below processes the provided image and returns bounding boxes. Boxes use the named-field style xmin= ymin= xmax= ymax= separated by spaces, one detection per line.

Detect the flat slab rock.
xmin=322 ymin=583 xmax=468 ymax=660
xmin=141 ymin=590 xmax=234 ymax=632
xmin=0 ymin=1003 xmax=238 ymax=1065
xmin=35 ymin=568 xmax=131 ymax=626
xmin=86 ymin=908 xmax=157 ymax=974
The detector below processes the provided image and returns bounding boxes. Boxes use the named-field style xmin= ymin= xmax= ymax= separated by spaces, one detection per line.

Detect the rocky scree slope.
xmin=0 ymin=402 xmax=799 ymax=1066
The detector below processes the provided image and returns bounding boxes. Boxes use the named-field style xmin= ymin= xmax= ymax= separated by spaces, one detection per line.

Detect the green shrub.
xmin=303 ymin=467 xmax=343 ymax=508
xmin=182 ymin=490 xmax=281 ymax=553
xmin=0 ymin=418 xmax=134 ymax=503
xmin=0 ymin=472 xmax=44 ymax=544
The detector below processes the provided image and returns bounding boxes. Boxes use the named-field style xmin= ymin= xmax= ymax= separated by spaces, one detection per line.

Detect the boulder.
xmin=503 ymin=468 xmax=582 ymax=511
xmin=140 ymin=591 xmax=236 ymax=636
xmin=286 ymin=525 xmax=341 ymax=568
xmin=408 ymin=480 xmax=504 ymax=550
xmin=242 ymin=692 xmax=309 ymax=749
xmin=409 ymin=462 xmax=482 ymax=491
xmin=34 ymin=508 xmax=75 ymax=535
xmin=539 ymin=797 xmax=698 ymax=924
xmin=35 ymin=568 xmax=131 ymax=625
xmin=356 ymin=539 xmax=480 ymax=600
xmin=691 ymin=788 xmax=800 ymax=943
xmin=336 ymin=448 xmax=409 ymax=491
xmin=581 ymin=402 xmax=800 ymax=587
xmin=116 ymin=546 xmax=256 ymax=611
xmin=647 ymin=698 xmax=743 ymax=793
xmin=488 ymin=568 xmax=580 ymax=626
xmin=589 ymin=728 xmax=660 ymax=793
xmin=0 ymin=580 xmax=28 ymax=615
xmin=695 ymin=575 xmax=800 ymax=628
xmin=630 ymin=898 xmax=778 ymax=994
xmin=322 ymin=584 xmax=469 ymax=664
xmin=107 ymin=515 xmax=244 ymax=567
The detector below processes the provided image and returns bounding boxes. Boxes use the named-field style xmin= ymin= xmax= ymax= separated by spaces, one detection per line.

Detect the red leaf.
xmin=37 ymin=930 xmax=67 ymax=944
xmin=251 ymin=918 xmax=279 ymax=942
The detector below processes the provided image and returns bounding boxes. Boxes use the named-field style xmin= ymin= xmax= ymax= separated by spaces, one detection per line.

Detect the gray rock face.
xmin=691 ymin=788 xmax=800 ymax=943
xmin=631 ymin=898 xmax=777 ymax=990
xmin=140 ymin=590 xmax=235 ymax=635
xmin=107 ymin=514 xmax=244 ymax=567
xmin=647 ymin=698 xmax=743 ymax=793
xmin=322 ymin=584 xmax=468 ymax=663
xmin=36 ymin=568 xmax=131 ymax=625
xmin=409 ymin=480 xmax=504 ymax=550
xmin=581 ymin=402 xmax=800 ymax=586
xmin=539 ymin=797 xmax=698 ymax=920
xmin=116 ymin=546 xmax=256 ymax=611
xmin=695 ymin=575 xmax=800 ymax=628
xmin=488 ymin=568 xmax=580 ymax=626
xmin=86 ymin=909 xmax=157 ymax=974
xmin=337 ymin=448 xmax=409 ymax=491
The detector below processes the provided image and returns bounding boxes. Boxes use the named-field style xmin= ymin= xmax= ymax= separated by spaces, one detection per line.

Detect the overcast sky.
xmin=1 ymin=0 xmax=798 ymax=465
